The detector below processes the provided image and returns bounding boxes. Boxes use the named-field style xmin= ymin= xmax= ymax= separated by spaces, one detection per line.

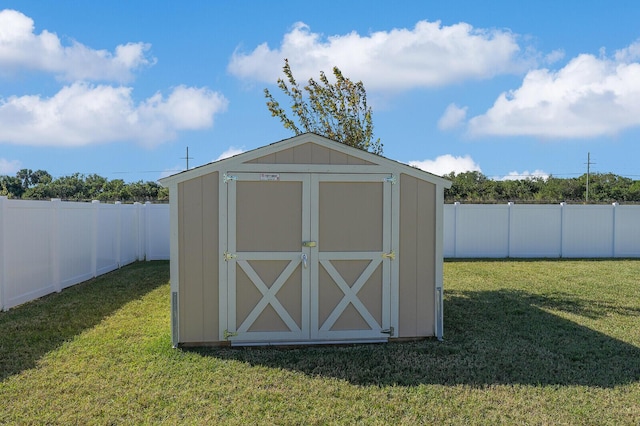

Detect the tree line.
xmin=0 ymin=169 xmax=168 ymax=202
xmin=444 ymin=171 xmax=640 ymax=204
xmin=3 ymin=168 xmax=639 ymax=204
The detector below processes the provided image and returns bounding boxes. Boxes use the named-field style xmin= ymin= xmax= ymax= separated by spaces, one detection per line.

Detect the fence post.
xmin=453 ymin=202 xmax=460 ymax=258
xmin=0 ymin=196 xmax=7 ymax=310
xmin=559 ymin=202 xmax=566 ymax=258
xmin=145 ymin=201 xmax=152 ymax=261
xmin=507 ymin=202 xmax=514 ymax=258
xmin=91 ymin=200 xmax=100 ymax=277
xmin=133 ymin=202 xmax=142 ymax=260
xmin=115 ymin=201 xmax=122 ymax=267
xmin=612 ymin=202 xmax=618 ymax=258
xmin=50 ymin=199 xmax=62 ymax=292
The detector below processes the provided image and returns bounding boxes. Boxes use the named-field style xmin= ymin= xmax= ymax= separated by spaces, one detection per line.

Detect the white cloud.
xmin=0 ymin=9 xmax=155 ymax=82
xmin=0 ymin=158 xmax=21 ymax=174
xmin=468 ymin=42 xmax=640 ymax=138
xmin=494 ymin=170 xmax=549 ymax=181
xmin=544 ymin=49 xmax=565 ymax=65
xmin=228 ymin=20 xmax=527 ymax=91
xmin=139 ymin=86 xmax=229 ymax=131
xmin=438 ymin=103 xmax=468 ymax=130
xmin=409 ymin=154 xmax=481 ymax=176
xmin=614 ymin=40 xmax=640 ymax=62
xmin=0 ymin=82 xmax=228 ymax=147
xmin=215 ymin=146 xmax=245 ymax=161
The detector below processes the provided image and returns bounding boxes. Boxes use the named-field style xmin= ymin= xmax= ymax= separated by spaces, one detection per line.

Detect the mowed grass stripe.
xmin=0 ymin=260 xmax=638 ymax=424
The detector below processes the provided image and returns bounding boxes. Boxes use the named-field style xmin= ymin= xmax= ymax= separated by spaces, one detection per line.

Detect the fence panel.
xmin=2 ymin=199 xmax=54 ymax=309
xmin=0 ymin=198 xmax=170 ymax=311
xmin=562 ymin=205 xmax=614 ymax=258
xmin=96 ymin=202 xmax=120 ymax=276
xmin=614 ymin=205 xmax=640 ymax=257
xmin=58 ymin=202 xmax=95 ymax=289
xmin=454 ymin=204 xmax=510 ymax=258
xmin=120 ymin=204 xmax=141 ymax=265
xmin=510 ymin=204 xmax=562 ymax=258
xmin=144 ymin=202 xmax=170 ymax=261
xmin=443 ymin=204 xmax=456 ymax=257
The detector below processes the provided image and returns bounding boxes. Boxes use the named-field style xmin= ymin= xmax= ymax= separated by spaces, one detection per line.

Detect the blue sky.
xmin=1 ymin=1 xmax=639 ymax=182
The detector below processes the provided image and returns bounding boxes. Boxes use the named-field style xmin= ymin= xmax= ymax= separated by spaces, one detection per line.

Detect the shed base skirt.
xmin=230 ymin=338 xmax=388 ymax=347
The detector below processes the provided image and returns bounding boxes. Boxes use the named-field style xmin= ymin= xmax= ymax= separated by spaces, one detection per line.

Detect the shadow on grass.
xmin=191 ymin=289 xmax=640 ymax=387
xmin=0 ymin=261 xmax=169 ymax=382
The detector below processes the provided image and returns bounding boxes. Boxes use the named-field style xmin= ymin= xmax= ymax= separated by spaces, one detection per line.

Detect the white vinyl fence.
xmin=444 ymin=202 xmax=640 ymax=258
xmin=0 ymin=197 xmax=169 ymax=310
xmin=2 ymin=198 xmax=639 ymax=310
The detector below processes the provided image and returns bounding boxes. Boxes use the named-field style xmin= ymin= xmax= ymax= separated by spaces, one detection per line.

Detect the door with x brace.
xmin=312 ymin=174 xmax=392 ymax=340
xmin=225 ymin=173 xmax=310 ymax=342
xmin=224 ymin=172 xmax=391 ymax=343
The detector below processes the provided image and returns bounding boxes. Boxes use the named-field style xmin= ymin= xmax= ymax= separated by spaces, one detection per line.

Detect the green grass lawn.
xmin=1 ymin=260 xmax=639 ymax=424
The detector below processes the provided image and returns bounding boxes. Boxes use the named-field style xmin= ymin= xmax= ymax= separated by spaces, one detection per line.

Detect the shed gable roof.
xmin=159 ymin=133 xmax=451 ymax=188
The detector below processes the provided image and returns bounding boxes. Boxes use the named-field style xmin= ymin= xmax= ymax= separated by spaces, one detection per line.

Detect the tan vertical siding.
xmin=311 ymin=143 xmax=331 ymax=163
xmin=247 ymin=143 xmax=375 ymax=165
xmin=252 ymin=153 xmax=276 ymax=164
xmin=416 ymin=178 xmax=436 ymax=335
xmin=236 ymin=181 xmax=302 ymax=252
xmin=319 ymin=182 xmax=383 ymax=252
xmin=274 ymin=148 xmax=294 ymax=164
xmin=178 ymin=172 xmax=219 ymax=343
xmin=399 ymin=175 xmax=418 ymax=337
xmin=398 ymin=174 xmax=436 ymax=337
xmin=347 ymin=155 xmax=368 ymax=165
xmin=292 ymin=143 xmax=313 ymax=163
xmin=201 ymin=172 xmax=219 ymax=340
xmin=329 ymin=150 xmax=348 ymax=164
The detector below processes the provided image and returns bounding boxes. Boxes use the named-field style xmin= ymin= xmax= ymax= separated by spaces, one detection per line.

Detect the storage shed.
xmin=159 ymin=133 xmax=451 ymax=346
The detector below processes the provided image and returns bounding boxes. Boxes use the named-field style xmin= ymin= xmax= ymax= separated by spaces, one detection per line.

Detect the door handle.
xmin=301 ymin=253 xmax=308 ymax=269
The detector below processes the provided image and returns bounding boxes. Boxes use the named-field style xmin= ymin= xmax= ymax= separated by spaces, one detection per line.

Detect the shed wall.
xmin=398 ymin=174 xmax=436 ymax=337
xmin=178 ymin=172 xmax=219 ymax=342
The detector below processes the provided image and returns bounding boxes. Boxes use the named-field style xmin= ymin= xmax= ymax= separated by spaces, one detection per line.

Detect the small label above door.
xmin=260 ymin=173 xmax=280 ymax=181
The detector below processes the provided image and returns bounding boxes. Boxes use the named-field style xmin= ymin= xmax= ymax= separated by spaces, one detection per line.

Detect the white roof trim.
xmin=159 ymin=133 xmax=451 ymax=188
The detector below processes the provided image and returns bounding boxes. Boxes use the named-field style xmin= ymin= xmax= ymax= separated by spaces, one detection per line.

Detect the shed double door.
xmin=224 ymin=172 xmax=393 ymax=343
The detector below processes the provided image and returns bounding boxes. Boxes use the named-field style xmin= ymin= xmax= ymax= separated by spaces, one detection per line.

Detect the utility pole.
xmin=585 ymin=152 xmax=595 ymax=203
xmin=181 ymin=147 xmax=193 ymax=170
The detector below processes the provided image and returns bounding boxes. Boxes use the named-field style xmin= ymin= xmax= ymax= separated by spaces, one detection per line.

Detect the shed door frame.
xmin=225 ymin=173 xmax=310 ymax=342
xmin=311 ymin=173 xmax=393 ymax=341
xmin=220 ymin=171 xmax=398 ymax=344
